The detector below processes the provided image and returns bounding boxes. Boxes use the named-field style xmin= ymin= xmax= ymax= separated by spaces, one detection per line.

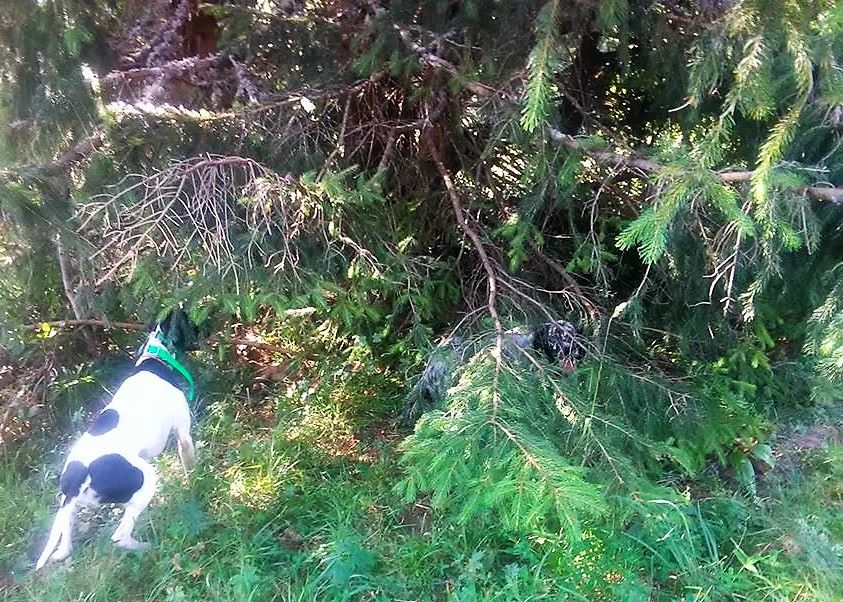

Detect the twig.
xmin=103 ymin=77 xmax=381 ymax=124
xmin=55 ymin=234 xmax=97 ymax=353
xmin=318 ymin=93 xmax=353 ymax=180
xmin=425 ymin=140 xmax=501 ymax=333
xmin=103 ymin=55 xmax=225 ymax=84
xmin=376 ymin=128 xmax=397 ymax=174
xmin=719 ymin=170 xmax=843 ymax=204
xmin=55 ymin=235 xmax=86 ymax=323
xmin=207 ymin=336 xmax=291 ymax=355
xmin=393 ymin=25 xmax=497 ymax=97
xmin=425 ymin=137 xmax=503 ymax=413
xmin=549 ymin=128 xmax=663 ymax=175
xmin=529 ymin=241 xmax=599 ymax=318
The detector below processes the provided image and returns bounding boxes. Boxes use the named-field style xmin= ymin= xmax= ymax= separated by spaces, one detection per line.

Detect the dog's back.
xmin=37 ymin=368 xmax=195 ymax=569
xmin=66 ymin=370 xmax=190 ymax=466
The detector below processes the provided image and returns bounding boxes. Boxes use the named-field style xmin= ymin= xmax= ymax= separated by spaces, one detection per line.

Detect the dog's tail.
xmin=36 ymin=462 xmax=89 ymax=570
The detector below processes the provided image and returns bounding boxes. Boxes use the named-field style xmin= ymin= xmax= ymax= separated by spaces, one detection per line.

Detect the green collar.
xmin=139 ymin=334 xmax=197 ymax=403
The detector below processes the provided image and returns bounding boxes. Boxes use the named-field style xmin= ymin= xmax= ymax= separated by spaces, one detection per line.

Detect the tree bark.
xmin=547 ymin=127 xmax=843 ymax=206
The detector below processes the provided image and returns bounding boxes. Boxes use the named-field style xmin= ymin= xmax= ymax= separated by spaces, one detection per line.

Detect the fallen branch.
xmin=28 ymin=319 xmax=145 ymax=331
xmin=547 ymin=127 xmax=843 ymax=205
xmin=24 ymin=319 xmax=291 ymax=355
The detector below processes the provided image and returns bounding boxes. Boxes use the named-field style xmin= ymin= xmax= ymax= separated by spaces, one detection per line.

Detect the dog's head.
xmin=155 ymin=307 xmax=201 ymax=352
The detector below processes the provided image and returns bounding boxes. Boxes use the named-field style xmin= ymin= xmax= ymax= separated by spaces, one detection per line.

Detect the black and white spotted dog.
xmin=35 ymin=310 xmax=198 ymax=570
xmin=528 ymin=320 xmax=586 ymax=373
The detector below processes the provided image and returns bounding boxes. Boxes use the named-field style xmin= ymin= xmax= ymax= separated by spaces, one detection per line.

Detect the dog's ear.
xmin=168 ymin=307 xmax=201 ymax=352
xmin=181 ymin=317 xmax=201 ymax=352
xmin=158 ymin=310 xmax=173 ymax=334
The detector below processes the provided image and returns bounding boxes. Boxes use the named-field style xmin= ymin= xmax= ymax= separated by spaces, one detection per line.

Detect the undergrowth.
xmin=1 ymin=1 xmax=841 ymax=600
xmin=0 ymin=336 xmax=840 ymax=602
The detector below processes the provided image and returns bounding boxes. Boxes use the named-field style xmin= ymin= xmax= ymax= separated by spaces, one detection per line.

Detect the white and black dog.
xmin=35 ymin=310 xmax=199 ymax=570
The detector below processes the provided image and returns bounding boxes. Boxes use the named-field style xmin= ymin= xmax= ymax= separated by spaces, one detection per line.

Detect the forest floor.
xmin=0 ymin=343 xmax=841 ymax=601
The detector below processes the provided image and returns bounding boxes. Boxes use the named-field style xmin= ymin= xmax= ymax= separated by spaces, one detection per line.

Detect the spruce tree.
xmin=1 ymin=1 xmax=841 ymax=597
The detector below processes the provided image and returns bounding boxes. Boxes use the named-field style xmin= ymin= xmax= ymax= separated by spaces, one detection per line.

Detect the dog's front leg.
xmin=35 ymin=500 xmax=77 ymax=570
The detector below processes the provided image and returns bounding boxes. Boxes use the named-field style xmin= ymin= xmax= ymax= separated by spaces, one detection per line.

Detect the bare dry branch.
xmin=78 ymin=155 xmax=313 ymax=285
xmin=529 ymin=242 xmax=600 ymax=318
xmin=425 ymin=135 xmax=504 ymax=412
xmin=425 ymin=140 xmax=502 ymax=333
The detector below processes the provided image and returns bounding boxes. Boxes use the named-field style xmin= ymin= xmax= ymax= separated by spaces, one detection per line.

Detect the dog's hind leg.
xmin=175 ymin=414 xmax=195 ymax=475
xmin=111 ymin=458 xmax=158 ymax=551
xmin=176 ymin=431 xmax=195 ymax=476
xmin=35 ymin=498 xmax=77 ymax=570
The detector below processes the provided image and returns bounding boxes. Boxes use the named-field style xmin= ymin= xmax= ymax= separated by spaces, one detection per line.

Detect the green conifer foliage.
xmin=0 ymin=1 xmax=842 ymax=596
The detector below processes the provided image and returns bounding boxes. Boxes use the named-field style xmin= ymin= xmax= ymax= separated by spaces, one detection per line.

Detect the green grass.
xmin=1 ymin=353 xmax=841 ymax=601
